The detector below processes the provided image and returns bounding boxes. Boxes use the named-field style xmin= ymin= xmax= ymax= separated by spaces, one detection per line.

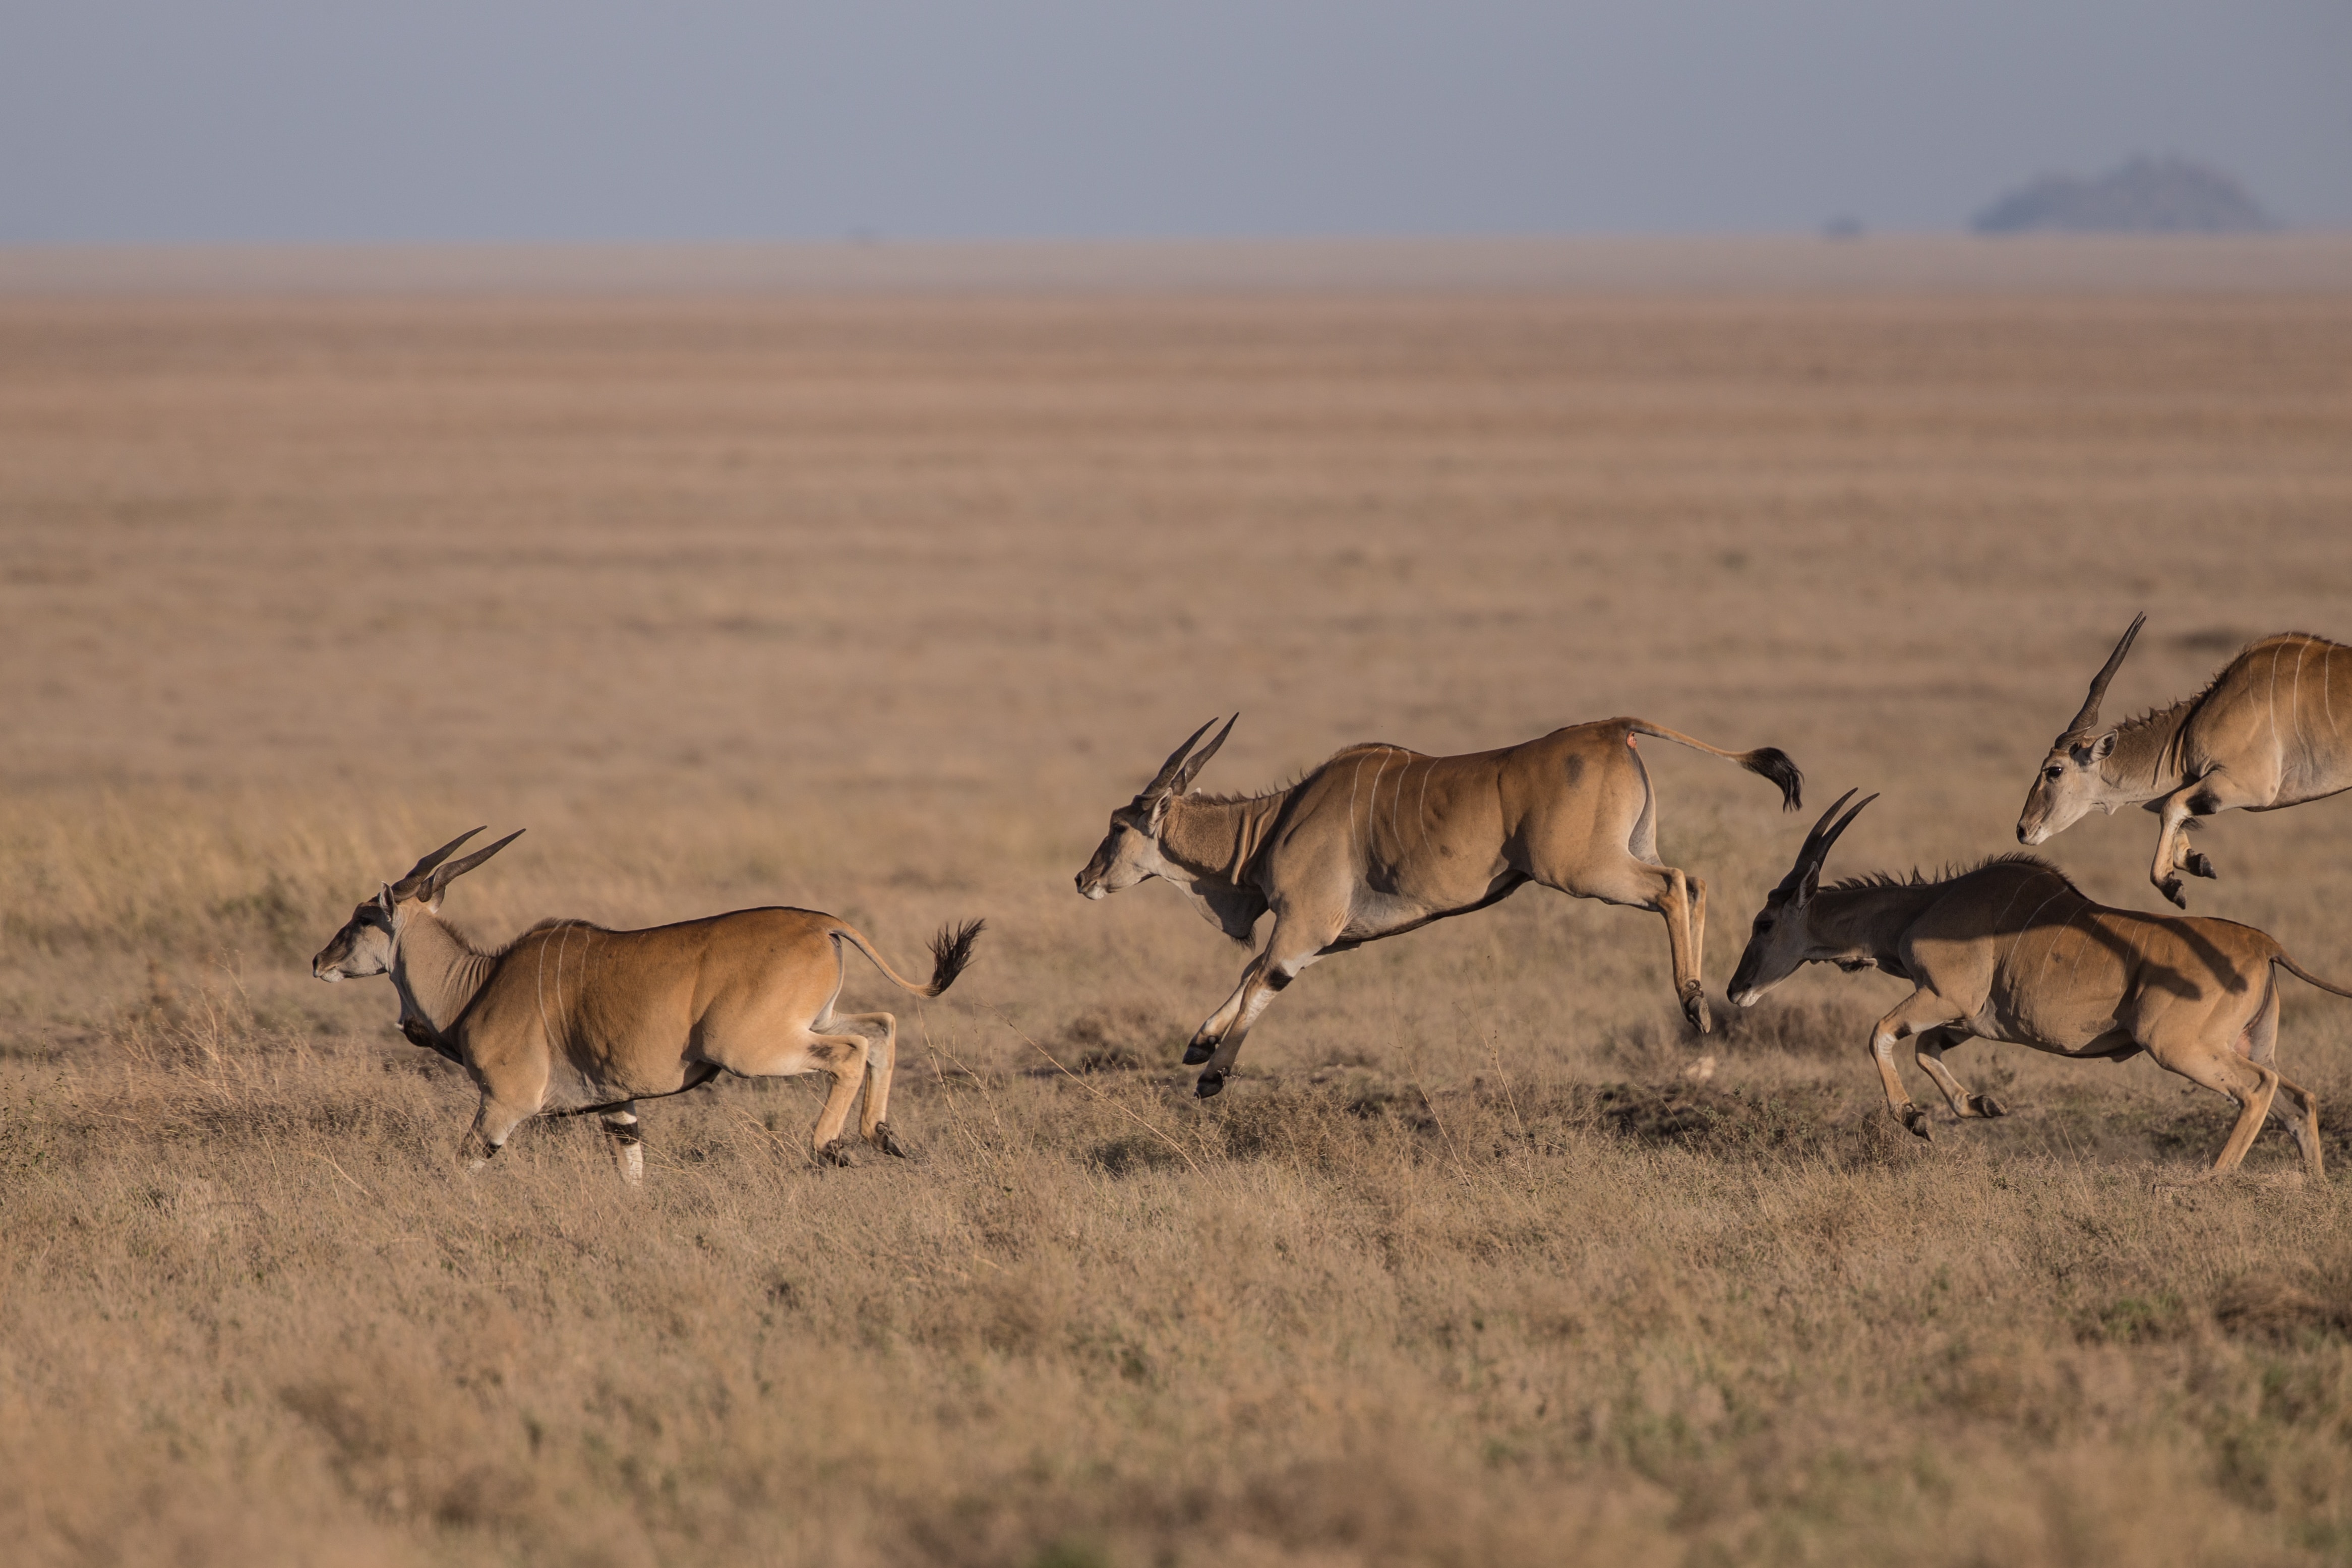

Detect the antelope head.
xmin=1074 ymin=716 xmax=1234 ymax=899
xmin=1728 ymin=790 xmax=1876 ymax=1006
xmin=312 ymin=827 xmax=523 ymax=981
xmin=2017 ymin=613 xmax=2144 ymax=845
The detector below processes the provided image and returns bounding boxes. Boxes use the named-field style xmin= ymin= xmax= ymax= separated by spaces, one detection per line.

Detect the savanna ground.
xmin=6 ymin=240 xmax=2352 ymax=1565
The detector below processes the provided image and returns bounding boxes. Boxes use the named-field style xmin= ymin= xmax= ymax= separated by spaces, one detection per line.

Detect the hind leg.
xmin=601 ymin=1101 xmax=644 ymax=1185
xmin=830 ymin=1011 xmax=910 ymax=1157
xmin=1913 ymin=1029 xmax=2006 ymax=1119
xmin=702 ymin=1028 xmax=872 ymax=1165
xmin=1543 ymin=855 xmax=1709 ymax=1034
xmin=2150 ymin=1033 xmax=2282 ymax=1177
xmin=2237 ymin=986 xmax=2323 ymax=1177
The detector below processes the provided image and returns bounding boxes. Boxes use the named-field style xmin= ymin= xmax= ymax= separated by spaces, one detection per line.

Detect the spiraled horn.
xmin=2066 ymin=613 xmax=2146 ymax=737
xmin=1169 ymin=714 xmax=1237 ymax=796
xmin=1138 ymin=717 xmax=1221 ymax=802
xmin=389 ymin=827 xmax=486 ymax=898
xmin=1772 ymin=789 xmax=1877 ymax=897
xmin=426 ymin=829 xmax=525 ymax=895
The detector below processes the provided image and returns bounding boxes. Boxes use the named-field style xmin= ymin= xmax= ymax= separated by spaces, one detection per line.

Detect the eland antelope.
xmin=312 ymin=829 xmax=983 ymax=1181
xmin=2017 ymin=614 xmax=2352 ymax=907
xmin=1077 ymin=715 xmax=1802 ymax=1097
xmin=1733 ymin=792 xmax=2350 ymax=1178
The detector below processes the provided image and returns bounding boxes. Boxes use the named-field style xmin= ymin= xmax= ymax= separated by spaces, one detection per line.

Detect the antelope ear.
xmin=378 ymin=883 xmax=396 ymax=914
xmin=1145 ymin=792 xmax=1173 ymax=833
xmin=2090 ymin=731 xmax=2117 ymax=762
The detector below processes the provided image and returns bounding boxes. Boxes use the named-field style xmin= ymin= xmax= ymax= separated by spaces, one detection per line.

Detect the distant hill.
xmin=1973 ymin=156 xmax=2273 ymax=234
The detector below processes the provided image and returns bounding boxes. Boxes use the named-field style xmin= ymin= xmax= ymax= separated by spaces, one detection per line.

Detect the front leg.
xmin=2148 ymin=774 xmax=2248 ymax=907
xmin=1185 ymin=913 xmax=1342 ymax=1098
xmin=1870 ymin=991 xmax=1969 ymax=1139
xmin=1911 ymin=1028 xmax=2005 ymax=1119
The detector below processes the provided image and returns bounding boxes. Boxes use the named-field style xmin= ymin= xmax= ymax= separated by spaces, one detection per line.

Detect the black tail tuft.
xmin=928 ymin=919 xmax=985 ymax=994
xmin=1743 ymin=747 xmax=1804 ymax=811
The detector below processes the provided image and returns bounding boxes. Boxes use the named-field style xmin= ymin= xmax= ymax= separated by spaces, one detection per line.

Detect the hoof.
xmin=1182 ymin=1039 xmax=1216 ymax=1066
xmin=2159 ymin=877 xmax=2188 ymax=910
xmin=1682 ymin=990 xmax=1713 ymax=1035
xmin=817 ymin=1137 xmax=860 ymax=1168
xmin=1194 ymin=1068 xmax=1226 ymax=1100
xmin=869 ymin=1122 xmax=912 ymax=1160
xmin=2186 ymin=852 xmax=2217 ymax=880
xmin=1971 ymin=1095 xmax=2008 ymax=1120
xmin=1900 ymin=1105 xmax=1934 ymax=1141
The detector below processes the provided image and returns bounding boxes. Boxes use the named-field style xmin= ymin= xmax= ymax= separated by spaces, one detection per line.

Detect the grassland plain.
xmin=5 ymin=257 xmax=2352 ymax=1566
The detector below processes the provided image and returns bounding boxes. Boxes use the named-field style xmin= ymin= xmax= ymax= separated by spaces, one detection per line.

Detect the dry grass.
xmin=6 ymin=268 xmax=2352 ymax=1565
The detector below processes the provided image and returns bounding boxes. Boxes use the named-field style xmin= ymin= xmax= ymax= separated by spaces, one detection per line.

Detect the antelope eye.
xmin=2043 ymin=766 xmax=2063 ymax=780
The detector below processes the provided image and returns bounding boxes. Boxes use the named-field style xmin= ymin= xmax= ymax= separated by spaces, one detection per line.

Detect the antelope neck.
xmin=2099 ymin=701 xmax=2196 ymax=801
xmin=1157 ymin=792 xmax=1285 ymax=884
xmin=389 ymin=911 xmax=499 ymax=1043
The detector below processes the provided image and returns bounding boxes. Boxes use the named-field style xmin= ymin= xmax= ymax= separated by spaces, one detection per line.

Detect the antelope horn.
xmin=389 ymin=827 xmax=486 ymax=898
xmin=1772 ymin=790 xmax=1856 ymax=895
xmin=1138 ymin=718 xmax=1221 ymax=802
xmin=1169 ymin=714 xmax=1238 ymax=795
xmin=1773 ymin=790 xmax=1877 ymax=896
xmin=426 ymin=829 xmax=525 ymax=895
xmin=1810 ymin=793 xmax=1878 ymax=876
xmin=2066 ymin=613 xmax=2146 ymax=736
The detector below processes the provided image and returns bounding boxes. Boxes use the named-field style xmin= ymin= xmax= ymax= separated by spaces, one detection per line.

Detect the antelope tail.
xmin=2275 ymin=950 xmax=2352 ymax=1000
xmin=1622 ymin=719 xmax=1805 ymax=811
xmin=833 ymin=919 xmax=985 ymax=997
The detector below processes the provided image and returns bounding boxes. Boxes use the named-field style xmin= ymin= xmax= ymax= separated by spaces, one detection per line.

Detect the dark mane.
xmin=1188 ymin=742 xmax=1420 ymax=806
xmin=1823 ymin=853 xmax=2075 ymax=896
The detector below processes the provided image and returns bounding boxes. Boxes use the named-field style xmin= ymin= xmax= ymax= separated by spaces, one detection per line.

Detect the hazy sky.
xmin=4 ymin=2 xmax=2344 ymax=243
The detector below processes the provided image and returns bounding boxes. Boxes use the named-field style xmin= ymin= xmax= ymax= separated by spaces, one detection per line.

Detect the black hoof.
xmin=1194 ymin=1068 xmax=1226 ymax=1100
xmin=817 ymin=1137 xmax=860 ymax=1168
xmin=870 ymin=1122 xmax=911 ymax=1159
xmin=2186 ymin=853 xmax=2217 ymax=881
xmin=1182 ymin=1040 xmax=1216 ymax=1066
xmin=1901 ymin=1106 xmax=1934 ymax=1141
xmin=1682 ymin=991 xmax=1713 ymax=1035
xmin=2159 ymin=878 xmax=2188 ymax=910
xmin=1973 ymin=1095 xmax=2008 ymax=1119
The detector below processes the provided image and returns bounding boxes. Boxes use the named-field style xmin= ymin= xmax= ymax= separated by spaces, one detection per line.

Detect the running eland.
xmin=1077 ymin=715 xmax=1802 ymax=1097
xmin=1733 ymin=791 xmax=2349 ymax=1177
xmin=312 ymin=829 xmax=982 ymax=1181
xmin=2017 ymin=614 xmax=2352 ymax=906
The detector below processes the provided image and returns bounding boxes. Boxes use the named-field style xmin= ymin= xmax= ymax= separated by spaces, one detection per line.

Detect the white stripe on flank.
xmin=1347 ymin=753 xmax=1371 ymax=862
xmin=2267 ymin=643 xmax=2281 ymax=754
xmin=2291 ymin=641 xmax=2310 ymax=773
xmin=2009 ymin=887 xmax=2073 ymax=967
xmin=1415 ymin=757 xmax=1434 ymax=856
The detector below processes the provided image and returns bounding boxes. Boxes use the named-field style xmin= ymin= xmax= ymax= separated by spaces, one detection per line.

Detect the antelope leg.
xmin=1911 ymin=1028 xmax=2004 ymax=1119
xmin=1869 ymin=992 xmax=1968 ymax=1139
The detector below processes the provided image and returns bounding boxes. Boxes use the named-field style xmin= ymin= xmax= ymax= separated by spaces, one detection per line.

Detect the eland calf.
xmin=1733 ymin=792 xmax=2349 ymax=1178
xmin=2018 ymin=614 xmax=2352 ymax=907
xmin=313 ymin=829 xmax=983 ymax=1180
xmin=1077 ymin=715 xmax=1801 ymax=1097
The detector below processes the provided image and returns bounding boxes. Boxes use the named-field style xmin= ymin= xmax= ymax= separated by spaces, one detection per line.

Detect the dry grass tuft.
xmin=2213 ymin=1271 xmax=2352 ymax=1344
